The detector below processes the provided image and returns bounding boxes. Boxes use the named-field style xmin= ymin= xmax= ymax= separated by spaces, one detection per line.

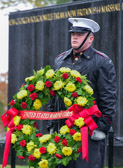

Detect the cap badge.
xmin=74 ymin=19 xmax=78 ymax=22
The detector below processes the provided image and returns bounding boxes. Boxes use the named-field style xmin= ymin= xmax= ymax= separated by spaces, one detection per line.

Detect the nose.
xmin=72 ymin=34 xmax=77 ymax=39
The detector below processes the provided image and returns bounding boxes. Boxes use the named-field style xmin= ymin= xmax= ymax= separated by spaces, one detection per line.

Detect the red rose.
xmin=20 ymin=140 xmax=26 ymax=147
xmin=70 ymin=129 xmax=76 ymax=136
xmin=55 ymin=154 xmax=63 ymax=159
xmin=36 ymin=133 xmax=43 ymax=137
xmin=72 ymin=92 xmax=78 ymax=98
xmin=62 ymin=73 xmax=69 ymax=79
xmin=28 ymin=154 xmax=35 ymax=161
xmin=54 ymin=136 xmax=60 ymax=143
xmin=34 ymin=122 xmax=37 ymax=128
xmin=18 ymin=156 xmax=25 ymax=159
xmin=30 ymin=93 xmax=38 ymax=100
xmin=76 ymin=77 xmax=82 ymax=83
xmin=45 ymin=81 xmax=52 ymax=87
xmin=17 ymin=124 xmax=23 ymax=130
xmin=39 ymin=147 xmax=47 ymax=154
xmin=77 ymin=147 xmax=82 ymax=153
xmin=62 ymin=139 xmax=67 ymax=146
xmin=27 ymin=84 xmax=35 ymax=92
xmin=69 ymin=104 xmax=83 ymax=114
xmin=10 ymin=100 xmax=15 ymax=106
xmin=21 ymin=102 xmax=27 ymax=109
xmin=22 ymin=84 xmax=25 ymax=87
xmin=93 ymin=100 xmax=96 ymax=104
xmin=50 ymin=89 xmax=56 ymax=96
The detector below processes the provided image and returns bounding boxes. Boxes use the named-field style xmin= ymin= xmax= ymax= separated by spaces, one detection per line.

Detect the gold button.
xmin=80 ymin=52 xmax=82 ymax=55
xmin=75 ymin=58 xmax=79 ymax=61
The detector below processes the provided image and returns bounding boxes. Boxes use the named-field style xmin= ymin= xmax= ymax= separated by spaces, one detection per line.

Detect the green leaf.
xmin=24 ymin=135 xmax=29 ymax=142
xmin=62 ymin=157 xmax=71 ymax=166
xmin=21 ymin=118 xmax=30 ymax=125
xmin=65 ymin=134 xmax=71 ymax=140
xmin=44 ymin=65 xmax=51 ymax=73
xmin=72 ymin=152 xmax=80 ymax=160
xmin=16 ymin=150 xmax=24 ymax=156
xmin=28 ymin=160 xmax=38 ymax=167
xmin=76 ymin=89 xmax=83 ymax=95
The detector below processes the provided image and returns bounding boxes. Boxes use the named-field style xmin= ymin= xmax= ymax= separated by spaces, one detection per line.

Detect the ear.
xmin=89 ymin=34 xmax=94 ymax=43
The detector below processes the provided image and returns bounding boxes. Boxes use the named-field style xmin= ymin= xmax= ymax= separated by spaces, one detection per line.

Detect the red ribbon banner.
xmin=1 ymin=104 xmax=101 ymax=167
xmin=65 ymin=104 xmax=102 ymax=162
xmin=1 ymin=108 xmax=19 ymax=168
xmin=1 ymin=108 xmax=73 ymax=168
xmin=19 ymin=110 xmax=73 ymax=120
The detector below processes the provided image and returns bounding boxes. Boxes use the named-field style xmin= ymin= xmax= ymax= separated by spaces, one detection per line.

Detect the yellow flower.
xmin=59 ymin=67 xmax=71 ymax=73
xmin=38 ymin=160 xmax=48 ymax=168
xmin=26 ymin=141 xmax=35 ymax=152
xmin=66 ymin=82 xmax=76 ymax=92
xmin=33 ymin=148 xmax=41 ymax=159
xmin=33 ymin=99 xmax=42 ymax=110
xmin=83 ymin=85 xmax=94 ymax=95
xmin=74 ymin=117 xmax=85 ymax=128
xmin=13 ymin=116 xmax=21 ymax=126
xmin=70 ymin=70 xmax=81 ymax=77
xmin=17 ymin=90 xmax=28 ymax=99
xmin=47 ymin=143 xmax=57 ymax=155
xmin=35 ymin=81 xmax=45 ymax=91
xmin=62 ymin=147 xmax=72 ymax=156
xmin=76 ymin=96 xmax=88 ymax=106
xmin=22 ymin=125 xmax=32 ymax=135
xmin=39 ymin=134 xmax=51 ymax=143
xmin=25 ymin=76 xmax=35 ymax=81
xmin=64 ymin=97 xmax=72 ymax=106
xmin=54 ymin=81 xmax=64 ymax=90
xmin=45 ymin=69 xmax=55 ymax=78
xmin=37 ymin=69 xmax=44 ymax=76
xmin=11 ymin=134 xmax=17 ymax=144
xmin=73 ymin=132 xmax=81 ymax=141
xmin=59 ymin=125 xmax=70 ymax=134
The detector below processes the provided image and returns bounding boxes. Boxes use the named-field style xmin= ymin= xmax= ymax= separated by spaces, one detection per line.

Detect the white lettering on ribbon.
xmin=20 ymin=110 xmax=73 ymax=120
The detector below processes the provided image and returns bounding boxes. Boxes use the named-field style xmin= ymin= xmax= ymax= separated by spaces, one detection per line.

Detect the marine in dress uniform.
xmin=47 ymin=18 xmax=117 ymax=168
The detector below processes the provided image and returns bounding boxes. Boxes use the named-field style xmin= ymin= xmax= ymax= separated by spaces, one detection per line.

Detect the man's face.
xmin=71 ymin=32 xmax=94 ymax=51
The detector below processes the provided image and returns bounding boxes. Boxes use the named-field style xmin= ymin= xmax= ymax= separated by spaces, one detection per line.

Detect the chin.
xmin=72 ymin=45 xmax=79 ymax=49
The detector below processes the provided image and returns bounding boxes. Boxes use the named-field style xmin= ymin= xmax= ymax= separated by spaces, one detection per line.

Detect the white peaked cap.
xmin=68 ymin=18 xmax=100 ymax=33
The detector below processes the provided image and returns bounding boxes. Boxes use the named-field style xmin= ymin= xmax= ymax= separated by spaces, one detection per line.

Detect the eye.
xmin=78 ymin=33 xmax=84 ymax=36
xmin=71 ymin=33 xmax=75 ymax=36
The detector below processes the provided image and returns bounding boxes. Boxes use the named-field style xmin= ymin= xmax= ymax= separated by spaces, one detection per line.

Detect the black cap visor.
xmin=69 ymin=26 xmax=91 ymax=33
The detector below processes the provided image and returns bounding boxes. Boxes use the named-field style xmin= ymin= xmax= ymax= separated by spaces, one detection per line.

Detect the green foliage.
xmin=0 ymin=166 xmax=121 ymax=168
xmin=0 ymin=0 xmax=72 ymax=9
xmin=3 ymin=66 xmax=95 ymax=168
xmin=0 ymin=100 xmax=5 ymax=117
xmin=10 ymin=66 xmax=94 ymax=111
xmin=56 ymin=0 xmax=72 ymax=5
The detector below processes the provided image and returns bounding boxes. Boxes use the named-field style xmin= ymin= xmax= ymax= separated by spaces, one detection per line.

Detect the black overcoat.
xmin=47 ymin=46 xmax=117 ymax=168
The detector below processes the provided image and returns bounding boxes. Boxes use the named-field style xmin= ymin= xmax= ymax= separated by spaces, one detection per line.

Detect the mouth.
xmin=72 ymin=41 xmax=78 ymax=44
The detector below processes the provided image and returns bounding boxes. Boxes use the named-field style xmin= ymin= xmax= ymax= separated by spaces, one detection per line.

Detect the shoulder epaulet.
xmin=55 ymin=51 xmax=66 ymax=59
xmin=94 ymin=50 xmax=107 ymax=58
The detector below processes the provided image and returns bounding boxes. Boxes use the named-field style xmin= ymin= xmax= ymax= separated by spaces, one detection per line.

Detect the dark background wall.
xmin=7 ymin=0 xmax=123 ymax=160
xmin=5 ymin=0 xmax=123 ymax=166
xmin=8 ymin=0 xmax=122 ymax=137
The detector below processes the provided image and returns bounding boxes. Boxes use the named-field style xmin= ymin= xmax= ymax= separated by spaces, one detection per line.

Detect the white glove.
xmin=50 ymin=127 xmax=53 ymax=134
xmin=91 ymin=130 xmax=106 ymax=141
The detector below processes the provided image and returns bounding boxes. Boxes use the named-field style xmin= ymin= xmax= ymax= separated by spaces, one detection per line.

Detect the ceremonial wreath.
xmin=1 ymin=65 xmax=102 ymax=168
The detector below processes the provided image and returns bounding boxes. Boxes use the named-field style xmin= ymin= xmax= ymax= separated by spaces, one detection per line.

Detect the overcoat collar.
xmin=62 ymin=47 xmax=95 ymax=60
